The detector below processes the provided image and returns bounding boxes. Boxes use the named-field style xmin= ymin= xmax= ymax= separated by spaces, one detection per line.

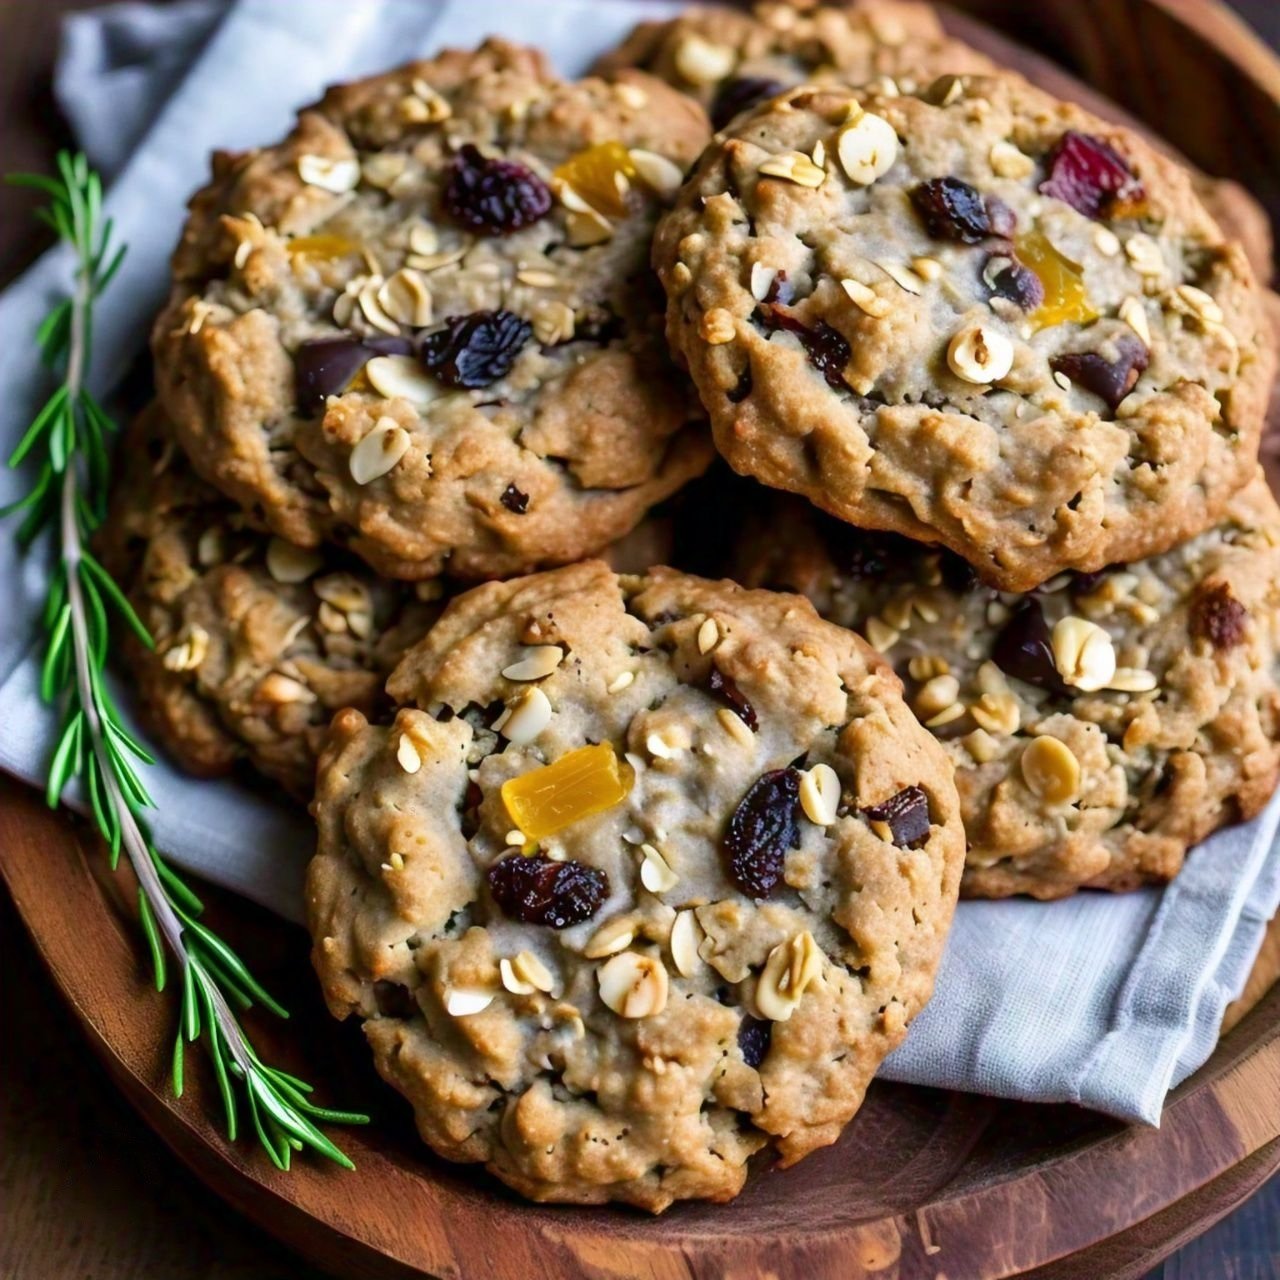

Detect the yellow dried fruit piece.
xmin=501 ymin=743 xmax=633 ymax=840
xmin=1018 ymin=230 xmax=1098 ymax=331
xmin=286 ymin=234 xmax=361 ymax=265
xmin=554 ymin=142 xmax=638 ymax=219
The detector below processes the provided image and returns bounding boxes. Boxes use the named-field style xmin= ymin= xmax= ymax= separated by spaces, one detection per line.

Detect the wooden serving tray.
xmin=4 ymin=1 xmax=1280 ymax=1276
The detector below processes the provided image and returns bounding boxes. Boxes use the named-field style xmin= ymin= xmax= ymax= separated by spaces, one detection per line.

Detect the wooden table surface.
xmin=1 ymin=2 xmax=1278 ymax=1277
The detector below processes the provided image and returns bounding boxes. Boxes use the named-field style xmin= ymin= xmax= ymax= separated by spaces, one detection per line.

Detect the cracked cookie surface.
xmin=306 ymin=561 xmax=963 ymax=1209
xmin=654 ymin=72 xmax=1273 ymax=592
xmin=593 ymin=1 xmax=993 ymax=128
xmin=735 ymin=478 xmax=1280 ymax=899
xmin=153 ymin=39 xmax=713 ymax=582
xmin=98 ymin=405 xmax=443 ymax=798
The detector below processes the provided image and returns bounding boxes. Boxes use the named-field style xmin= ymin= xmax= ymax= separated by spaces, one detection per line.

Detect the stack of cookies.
xmin=108 ymin=0 xmax=1280 ymax=1212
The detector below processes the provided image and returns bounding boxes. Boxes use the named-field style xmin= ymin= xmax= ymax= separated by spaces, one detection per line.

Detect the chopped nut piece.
xmin=1124 ymin=233 xmax=1165 ymax=278
xmin=836 ymin=112 xmax=899 ymax=185
xmin=502 ymin=645 xmax=565 ymax=682
xmin=607 ymin=671 xmax=635 ymax=694
xmin=1118 ymin=295 xmax=1151 ymax=346
xmin=750 ymin=263 xmax=778 ymax=301
xmin=444 ymin=987 xmax=494 ymax=1017
xmin=840 ymin=278 xmax=890 ymax=318
xmin=756 ymin=931 xmax=822 ymax=1022
xmin=701 ymin=308 xmax=737 ymax=344
xmin=357 ymin=277 xmax=400 ymax=336
xmin=257 ymin=672 xmax=316 ymax=705
xmin=584 ymin=916 xmax=637 ymax=959
xmin=863 ymin=616 xmax=900 ymax=652
xmin=364 ymin=354 xmax=435 ymax=405
xmin=758 ymin=150 xmax=826 ymax=188
xmin=670 ymin=910 xmax=704 ymax=977
xmin=674 ymin=34 xmax=736 ymax=85
xmin=1108 ymin=666 xmax=1159 ymax=693
xmin=970 ymin=692 xmax=1020 ymax=736
xmin=716 ymin=706 xmax=756 ymax=747
xmin=566 ymin=208 xmax=613 ymax=247
xmin=349 ymin=416 xmax=411 ymax=485
xmin=499 ymin=687 xmax=553 ymax=745
xmin=697 ymin=617 xmax=720 ymax=653
xmin=1051 ymin=615 xmax=1117 ymax=691
xmin=646 ymin=727 xmax=690 ymax=760
xmin=500 ymin=951 xmax=555 ymax=996
xmin=798 ymin=763 xmax=841 ymax=826
xmin=597 ymin=951 xmax=669 ymax=1018
xmin=639 ymin=843 xmax=679 ymax=894
xmin=378 ymin=268 xmax=433 ymax=328
xmin=1020 ymin=736 xmax=1081 ymax=805
xmin=629 ymin=148 xmax=683 ymax=200
xmin=297 ymin=154 xmax=359 ymax=193
xmin=396 ymin=734 xmax=423 ymax=774
xmin=875 ymin=259 xmax=925 ymax=295
xmin=916 ymin=674 xmax=960 ymax=718
xmin=532 ymin=300 xmax=575 ymax=346
xmin=990 ymin=140 xmax=1035 ymax=179
xmin=947 ymin=323 xmax=1014 ymax=385
xmin=963 ymin=728 xmax=999 ymax=763
xmin=265 ymin=537 xmax=323 ymax=585
xmin=161 ymin=624 xmax=209 ymax=673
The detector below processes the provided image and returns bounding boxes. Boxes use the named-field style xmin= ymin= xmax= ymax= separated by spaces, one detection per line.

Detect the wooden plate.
xmin=5 ymin=1 xmax=1280 ymax=1276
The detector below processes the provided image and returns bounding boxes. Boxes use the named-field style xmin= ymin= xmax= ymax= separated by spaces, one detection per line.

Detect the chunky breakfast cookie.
xmin=654 ymin=73 xmax=1274 ymax=592
xmin=307 ymin=561 xmax=963 ymax=1209
xmin=735 ymin=478 xmax=1280 ymax=899
xmin=152 ymin=39 xmax=713 ymax=582
xmin=593 ymin=1 xmax=993 ymax=129
xmin=98 ymin=406 xmax=443 ymax=799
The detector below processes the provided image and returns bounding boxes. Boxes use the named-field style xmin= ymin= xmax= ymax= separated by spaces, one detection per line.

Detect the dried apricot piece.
xmin=501 ymin=742 xmax=633 ymax=840
xmin=553 ymin=141 xmax=639 ymax=219
xmin=286 ymin=233 xmax=361 ymax=264
xmin=1017 ymin=230 xmax=1098 ymax=330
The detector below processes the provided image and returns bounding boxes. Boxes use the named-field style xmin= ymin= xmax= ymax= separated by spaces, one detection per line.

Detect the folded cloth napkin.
xmin=1 ymin=0 xmax=1277 ymax=1126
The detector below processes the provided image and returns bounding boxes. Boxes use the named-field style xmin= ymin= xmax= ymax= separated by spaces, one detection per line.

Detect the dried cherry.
xmin=1039 ymin=131 xmax=1145 ymax=220
xmin=442 ymin=144 xmax=552 ymax=235
xmin=1190 ymin=582 xmax=1248 ymax=650
xmin=707 ymin=667 xmax=758 ymax=731
xmin=1051 ymin=334 xmax=1149 ymax=412
xmin=486 ymin=854 xmax=608 ymax=929
xmin=991 ymin=600 xmax=1067 ymax=693
xmin=501 ymin=483 xmax=530 ymax=514
xmin=723 ymin=768 xmax=801 ymax=898
xmin=910 ymin=178 xmax=995 ymax=243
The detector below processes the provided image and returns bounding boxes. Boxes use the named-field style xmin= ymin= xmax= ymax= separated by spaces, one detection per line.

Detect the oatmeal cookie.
xmin=735 ymin=479 xmax=1280 ymax=899
xmin=153 ymin=39 xmax=713 ymax=582
xmin=593 ymin=1 xmax=993 ymax=129
xmin=98 ymin=406 xmax=443 ymax=798
xmin=307 ymin=561 xmax=963 ymax=1209
xmin=654 ymin=73 xmax=1274 ymax=592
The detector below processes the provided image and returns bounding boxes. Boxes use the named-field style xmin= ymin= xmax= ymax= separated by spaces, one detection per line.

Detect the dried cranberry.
xmin=1189 ymin=582 xmax=1248 ymax=650
xmin=487 ymin=854 xmax=607 ymax=928
xmin=294 ymin=336 xmax=411 ymax=412
xmin=910 ymin=178 xmax=994 ymax=243
xmin=442 ymin=144 xmax=552 ymax=235
xmin=724 ymin=768 xmax=800 ymax=898
xmin=992 ymin=600 xmax=1067 ymax=693
xmin=707 ymin=667 xmax=758 ymax=731
xmin=861 ymin=785 xmax=930 ymax=848
xmin=1051 ymin=334 xmax=1149 ymax=412
xmin=711 ymin=76 xmax=786 ymax=131
xmin=983 ymin=254 xmax=1045 ymax=312
xmin=420 ymin=310 xmax=532 ymax=389
xmin=763 ymin=306 xmax=850 ymax=390
xmin=501 ymin=483 xmax=529 ymax=514
xmin=1039 ymin=131 xmax=1145 ymax=221
xmin=737 ymin=1015 xmax=772 ymax=1068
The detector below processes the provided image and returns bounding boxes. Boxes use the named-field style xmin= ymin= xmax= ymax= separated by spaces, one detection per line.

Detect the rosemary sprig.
xmin=5 ymin=152 xmax=367 ymax=1170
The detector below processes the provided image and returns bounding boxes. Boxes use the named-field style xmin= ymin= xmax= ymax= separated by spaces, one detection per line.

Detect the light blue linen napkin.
xmin=1 ymin=0 xmax=1276 ymax=1125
